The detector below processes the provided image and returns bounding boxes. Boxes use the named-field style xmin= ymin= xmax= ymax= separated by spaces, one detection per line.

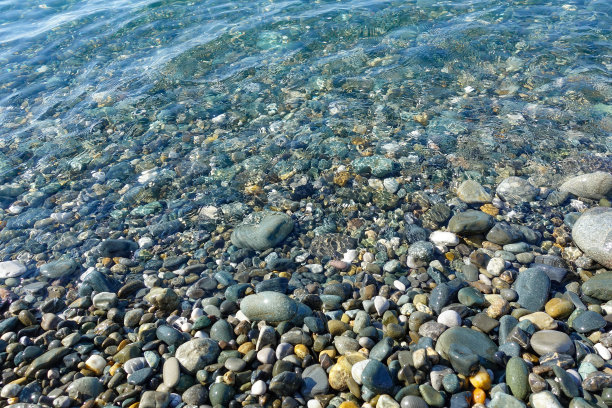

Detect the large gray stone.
xmin=560 ymin=171 xmax=612 ymax=200
xmin=572 ymin=207 xmax=612 ymax=268
xmin=582 ymin=272 xmax=612 ymax=301
xmin=66 ymin=377 xmax=103 ymax=399
xmin=435 ymin=327 xmax=499 ymax=368
xmin=496 ymin=177 xmax=538 ymax=203
xmin=39 ymin=259 xmax=78 ymax=279
xmin=240 ymin=291 xmax=311 ymax=324
xmin=448 ymin=210 xmax=494 ymax=235
xmin=530 ymin=330 xmax=574 ymax=356
xmin=0 ymin=261 xmax=26 ymax=279
xmin=231 ymin=212 xmax=294 ymax=251
xmin=456 ymin=179 xmax=492 ymax=204
xmin=175 ymin=338 xmax=220 ymax=374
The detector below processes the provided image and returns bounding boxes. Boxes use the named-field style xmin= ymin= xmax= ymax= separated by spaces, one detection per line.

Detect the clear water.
xmin=0 ymin=0 xmax=611 ymax=211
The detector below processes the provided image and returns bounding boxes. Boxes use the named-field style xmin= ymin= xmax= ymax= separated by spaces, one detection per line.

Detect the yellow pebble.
xmin=294 ymin=344 xmax=309 ymax=359
xmin=238 ymin=342 xmax=255 ymax=354
xmin=319 ymin=348 xmax=337 ymax=360
xmin=8 ymin=398 xmax=18 ymax=405
xmin=473 ymin=388 xmax=486 ymax=404
xmin=341 ymin=313 xmax=351 ymax=324
xmin=278 ymin=271 xmax=291 ymax=278
xmin=338 ymin=402 xmax=359 ymax=408
xmin=109 ymin=362 xmax=121 ymax=376
xmin=469 ymin=369 xmax=491 ymax=390
xmin=128 ymin=402 xmax=139 ymax=408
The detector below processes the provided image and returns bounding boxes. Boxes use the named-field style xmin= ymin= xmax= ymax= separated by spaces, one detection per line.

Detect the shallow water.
xmin=0 ymin=0 xmax=611 ymax=231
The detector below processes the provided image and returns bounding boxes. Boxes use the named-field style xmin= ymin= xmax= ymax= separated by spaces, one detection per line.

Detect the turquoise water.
xmin=0 ymin=0 xmax=610 ymax=220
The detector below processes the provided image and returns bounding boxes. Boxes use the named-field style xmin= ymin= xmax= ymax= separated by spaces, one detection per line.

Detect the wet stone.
xmin=571 ymin=310 xmax=606 ymax=333
xmin=514 ymin=267 xmax=550 ymax=311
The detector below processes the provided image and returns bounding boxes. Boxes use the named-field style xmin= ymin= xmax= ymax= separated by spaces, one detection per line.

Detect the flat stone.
xmin=25 ymin=347 xmax=69 ymax=378
xmin=240 ymin=291 xmax=311 ymax=324
xmin=448 ymin=210 xmax=494 ymax=235
xmin=457 ymin=179 xmax=492 ymax=204
xmin=530 ymin=330 xmax=574 ymax=356
xmin=560 ymin=171 xmax=612 ymax=200
xmin=92 ymin=292 xmax=117 ymax=310
xmin=435 ymin=327 xmax=499 ymax=368
xmin=182 ymin=384 xmax=208 ymax=405
xmin=361 ymin=359 xmax=393 ymax=394
xmin=301 ymin=364 xmax=329 ymax=398
xmin=144 ymin=287 xmax=180 ymax=312
xmin=175 ymin=338 xmax=220 ymax=374
xmin=486 ymin=222 xmax=524 ymax=245
xmin=448 ymin=343 xmax=479 ymax=376
xmin=571 ymin=310 xmax=606 ymax=333
xmin=514 ymin=267 xmax=550 ymax=311
xmin=140 ymin=391 xmax=170 ymax=408
xmin=0 ymin=260 xmax=26 ymax=279
xmin=489 ymin=392 xmax=527 ymax=408
xmin=496 ymin=176 xmax=538 ymax=203
xmin=582 ymin=271 xmax=612 ymax=301
xmin=231 ymin=212 xmax=294 ymax=251
xmin=39 ymin=259 xmax=78 ymax=279
xmin=572 ymin=208 xmax=612 ymax=269
xmin=66 ymin=377 xmax=103 ymax=399
xmin=552 ymin=365 xmax=579 ymax=398
xmin=530 ymin=391 xmax=563 ymax=408
xmin=99 ymin=239 xmax=138 ymax=258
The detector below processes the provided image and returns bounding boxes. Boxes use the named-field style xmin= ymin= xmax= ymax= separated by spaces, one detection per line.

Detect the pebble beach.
xmin=0 ymin=0 xmax=612 ymax=407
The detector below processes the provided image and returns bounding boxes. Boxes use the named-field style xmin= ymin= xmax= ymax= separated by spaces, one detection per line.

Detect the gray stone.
xmin=506 ymin=357 xmax=530 ymax=400
xmin=457 ymin=179 xmax=492 ymax=204
xmin=486 ymin=222 xmax=524 ymax=245
xmin=352 ymin=155 xmax=396 ymax=178
xmin=66 ymin=377 xmax=103 ymax=399
xmin=582 ymin=272 xmax=612 ymax=301
xmin=99 ymin=239 xmax=138 ymax=258
xmin=514 ymin=267 xmax=550 ymax=311
xmin=182 ymin=384 xmax=208 ymax=405
xmin=175 ymin=338 xmax=220 ymax=374
xmin=25 ymin=347 xmax=69 ymax=378
xmin=301 ymin=364 xmax=329 ymax=398
xmin=210 ymin=319 xmax=235 ymax=342
xmin=92 ymin=292 xmax=117 ymax=310
xmin=240 ymin=291 xmax=311 ymax=324
xmin=361 ymin=359 xmax=393 ymax=394
xmin=448 ymin=210 xmax=494 ymax=235
xmin=0 ymin=261 xmax=26 ymax=279
xmin=489 ymin=392 xmax=527 ymax=408
xmin=560 ymin=171 xmax=612 ymax=200
xmin=162 ymin=357 xmax=180 ymax=388
xmin=140 ymin=391 xmax=170 ymax=408
xmin=231 ymin=212 xmax=294 ymax=251
xmin=530 ymin=330 xmax=574 ymax=356
xmin=496 ymin=176 xmax=538 ymax=203
xmin=572 ymin=207 xmax=612 ymax=269
xmin=39 ymin=259 xmax=78 ymax=279
xmin=571 ymin=310 xmax=606 ymax=333
xmin=435 ymin=326 xmax=499 ymax=368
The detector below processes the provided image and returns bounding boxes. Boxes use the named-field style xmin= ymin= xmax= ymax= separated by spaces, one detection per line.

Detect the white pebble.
xmin=429 ymin=231 xmax=460 ymax=247
xmin=479 ymin=274 xmax=492 ymax=285
xmin=351 ymin=359 xmax=370 ymax=384
xmin=363 ymin=252 xmax=374 ymax=263
xmin=393 ymin=280 xmax=406 ymax=291
xmin=595 ymin=343 xmax=611 ymax=360
xmin=437 ymin=310 xmax=462 ymax=327
xmin=190 ymin=308 xmax=203 ymax=321
xmin=374 ymin=296 xmax=389 ymax=315
xmin=307 ymin=400 xmax=323 ymax=408
xmin=305 ymin=264 xmax=323 ymax=274
xmin=343 ymin=249 xmax=358 ymax=263
xmin=138 ymin=237 xmax=154 ymax=249
xmin=486 ymin=257 xmax=506 ymax=277
xmin=251 ymin=380 xmax=267 ymax=395
xmin=84 ymin=354 xmax=107 ymax=375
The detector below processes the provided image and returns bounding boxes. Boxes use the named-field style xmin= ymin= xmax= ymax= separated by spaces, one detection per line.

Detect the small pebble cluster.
xmin=0 ymin=171 xmax=611 ymax=408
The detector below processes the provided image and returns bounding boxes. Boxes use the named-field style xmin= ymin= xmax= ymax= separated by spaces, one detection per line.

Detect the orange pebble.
xmin=473 ymin=388 xmax=486 ymax=404
xmin=469 ymin=369 xmax=491 ymax=390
